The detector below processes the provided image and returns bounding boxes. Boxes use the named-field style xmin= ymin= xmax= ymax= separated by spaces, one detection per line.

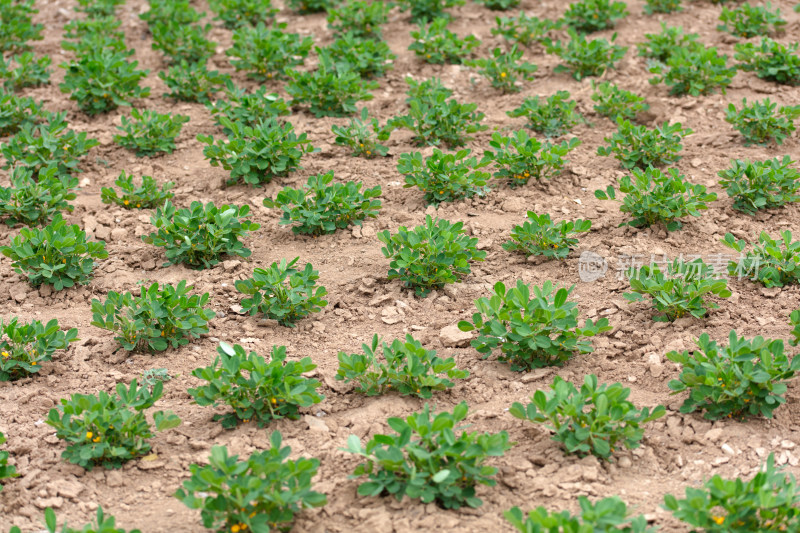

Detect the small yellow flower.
xmin=30 ymin=361 xmax=36 ymax=366
xmin=1 ymin=351 xmax=8 ymax=358
xmin=93 ymin=436 xmax=100 ymax=443
xmin=136 ymin=203 xmax=141 ymax=208
xmin=232 ymin=526 xmax=240 ymax=533
xmin=366 ymin=150 xmax=371 ymax=155
xmin=86 ymin=431 xmax=93 ymax=439
xmin=124 ymin=200 xmax=129 ymax=205
xmin=712 ymin=516 xmax=724 ymax=525
xmin=500 ymin=72 xmax=507 ymax=78
xmin=249 ymin=512 xmax=256 ymax=518
xmin=271 ymin=398 xmax=277 ymax=404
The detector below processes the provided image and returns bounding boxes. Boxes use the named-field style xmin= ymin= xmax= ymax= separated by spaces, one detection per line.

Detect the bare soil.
xmin=2 ymin=0 xmax=800 ymax=531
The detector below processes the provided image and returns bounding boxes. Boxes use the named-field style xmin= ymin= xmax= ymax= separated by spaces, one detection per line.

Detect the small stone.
xmin=721 ymin=443 xmax=735 ymax=456
xmin=704 ymin=428 xmax=723 ymax=442
xmin=82 ymin=216 xmax=98 ymax=234
xmin=439 ymin=324 xmax=472 ymax=347
xmin=502 ymin=197 xmax=526 ymax=212
xmin=360 ymin=225 xmax=376 ymax=238
xmin=141 ymin=259 xmax=156 ymax=270
xmin=39 ymin=284 xmax=52 ymax=298
xmin=759 ymin=287 xmax=780 ymax=298
xmin=303 ymin=414 xmax=329 ymax=433
xmin=110 ymin=227 xmax=128 ymax=241
xmin=351 ymin=225 xmax=362 ymax=238
xmin=691 ymin=158 xmax=703 ymax=168
xmin=35 ymin=497 xmax=64 ymax=510
xmin=106 ymin=470 xmax=124 ymax=487
xmin=618 ymin=456 xmax=632 ymax=468
xmin=223 ymin=260 xmax=241 ymax=271
xmin=188 ymin=440 xmax=210 ymax=451
xmin=11 ymin=289 xmax=26 ymax=303
xmin=94 ymin=225 xmax=111 ymax=241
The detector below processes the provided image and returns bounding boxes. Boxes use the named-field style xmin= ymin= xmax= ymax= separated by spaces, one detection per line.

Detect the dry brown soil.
xmin=2 ymin=0 xmax=800 ymax=531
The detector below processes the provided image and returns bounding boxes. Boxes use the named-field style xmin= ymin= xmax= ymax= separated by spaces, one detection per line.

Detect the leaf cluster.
xmin=725 ymin=97 xmax=799 ymax=146
xmin=100 ymin=172 xmax=174 ymax=210
xmin=1 ymin=216 xmax=108 ymax=290
xmin=286 ymin=56 xmax=378 ymax=118
xmin=722 ymin=231 xmax=800 ymax=288
xmin=507 ymin=90 xmax=583 ymax=137
xmin=510 ymin=375 xmax=665 ymax=459
xmin=546 ymin=31 xmax=627 ymax=80
xmin=718 ymin=156 xmax=800 ymax=215
xmin=234 ymin=258 xmax=329 ymax=327
xmin=465 ymin=45 xmax=537 ymax=93
xmin=176 ymin=432 xmax=326 ymax=533
xmin=484 ymin=130 xmax=580 ymax=186
xmin=227 ymin=22 xmax=313 ymax=80
xmin=91 ymin=281 xmax=215 ymax=352
xmin=0 ymin=166 xmax=77 ymax=227
xmin=397 ymin=148 xmax=491 ymax=205
xmin=336 ymin=334 xmax=469 ymax=398
xmin=345 ymin=402 xmax=511 ymax=509
xmin=143 ymin=200 xmax=260 ymax=269
xmin=597 ymin=119 xmax=691 ymax=169
xmin=506 ymin=497 xmax=653 ymax=533
xmin=591 ymin=81 xmax=649 ymax=122
xmin=409 ymin=17 xmax=480 ymax=64
xmin=262 ymin=171 xmax=382 ymax=235
xmin=159 ymin=61 xmax=231 ymax=103
xmin=45 ymin=380 xmax=181 ymax=470
xmin=734 ymin=38 xmax=800 ymax=85
xmin=562 ymin=0 xmax=628 ymax=33
xmin=458 ymin=280 xmax=611 ymax=371
xmin=113 ymin=109 xmax=190 ymax=157
xmin=378 ymin=215 xmax=486 ymax=297
xmin=491 ymin=12 xmax=562 ymax=47
xmin=332 ymin=107 xmax=390 ymax=158
xmin=503 ymin=211 xmax=591 ymax=260
xmin=718 ymin=3 xmax=786 ymax=38
xmin=0 ymin=317 xmax=77 ymax=381
xmin=188 ymin=343 xmax=323 ymax=428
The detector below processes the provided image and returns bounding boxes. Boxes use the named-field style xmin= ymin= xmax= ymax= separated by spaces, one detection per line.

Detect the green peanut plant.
xmin=0 ymin=0 xmax=43 ymax=53
xmin=159 ymin=61 xmax=230 ymax=103
xmin=286 ymin=56 xmax=378 ymax=117
xmin=503 ymin=212 xmax=591 ymax=260
xmin=563 ymin=0 xmax=628 ymax=33
xmin=465 ymin=45 xmax=537 ymax=93
xmin=624 ymin=259 xmax=731 ymax=322
xmin=643 ymin=0 xmax=682 ymax=14
xmin=510 ymin=374 xmax=666 ymax=459
xmin=718 ymin=157 xmax=800 ymax=215
xmin=378 ymin=215 xmax=486 ymax=297
xmin=491 ymin=12 xmax=562 ymax=47
xmin=725 ymin=98 xmax=799 ymax=146
xmin=649 ymin=45 xmax=736 ymax=96
xmin=234 ymin=258 xmax=328 ymax=327
xmin=188 ymin=343 xmax=323 ymax=429
xmin=59 ymin=50 xmax=150 ymax=116
xmin=345 ymin=402 xmax=512 ymax=509
xmin=0 ymin=431 xmax=17 ymax=487
xmin=331 ymin=107 xmax=390 ymax=158
xmin=91 ymin=281 xmax=215 ymax=352
xmin=717 ymin=2 xmax=786 ymax=38
xmin=597 ymin=119 xmax=692 ymax=169
xmin=637 ymin=23 xmax=700 ymax=63
xmin=176 ymin=431 xmax=326 ymax=533
xmin=207 ymin=82 xmax=289 ymax=131
xmin=1 ymin=113 xmax=99 ymax=180
xmin=387 ymin=78 xmax=487 ymax=147
xmin=722 ymin=231 xmax=800 ymax=288
xmin=100 ymin=172 xmax=175 ymax=210
xmin=507 ymin=497 xmax=654 ymax=533
xmin=199 ymin=117 xmax=315 ymax=186
xmin=734 ymin=38 xmax=800 ymax=85
xmin=226 ymin=22 xmax=313 ymax=80
xmin=484 ymin=130 xmax=580 ymax=186
xmin=327 ymin=0 xmax=390 ymax=39
xmin=262 ymin=171 xmax=382 ymax=236
xmin=1 ymin=216 xmax=108 ymax=290
xmin=397 ymin=0 xmax=465 ymax=23
xmin=459 ymin=280 xmax=611 ymax=371
xmin=594 ymin=167 xmax=716 ymax=231
xmin=667 ymin=330 xmax=800 ymax=421
xmin=0 ymin=165 xmax=77 ymax=227
xmin=409 ymin=17 xmax=480 ymax=64
xmin=507 ymin=90 xmax=582 ymax=137
xmin=46 ymin=379 xmax=181 ymax=470
xmin=665 ymin=454 xmax=800 ymax=532
xmin=208 ymin=0 xmax=279 ymax=28
xmin=0 ymin=317 xmax=78 ymax=381
xmin=591 ymin=81 xmax=649 ymax=122
xmin=335 ymin=334 xmax=469 ymax=398
xmin=143 ymin=201 xmax=260 ymax=269
xmin=397 ymin=148 xmax=491 ymax=205
xmin=546 ymin=31 xmax=627 ymax=80
xmin=113 ymin=109 xmax=190 ymax=156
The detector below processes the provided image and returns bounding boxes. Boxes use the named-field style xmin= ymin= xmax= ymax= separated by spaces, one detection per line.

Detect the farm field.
xmin=1 ymin=0 xmax=800 ymax=531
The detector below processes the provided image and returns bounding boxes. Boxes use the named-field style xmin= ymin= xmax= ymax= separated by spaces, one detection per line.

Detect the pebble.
xmin=439 ymin=324 xmax=472 ymax=347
